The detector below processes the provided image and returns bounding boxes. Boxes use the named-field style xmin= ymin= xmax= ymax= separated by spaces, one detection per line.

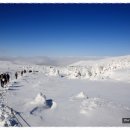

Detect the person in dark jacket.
xmin=3 ymin=73 xmax=7 ymax=85
xmin=21 ymin=71 xmax=23 ymax=76
xmin=6 ymin=73 xmax=10 ymax=83
xmin=15 ymin=72 xmax=18 ymax=79
xmin=24 ymin=70 xmax=26 ymax=73
xmin=0 ymin=74 xmax=5 ymax=87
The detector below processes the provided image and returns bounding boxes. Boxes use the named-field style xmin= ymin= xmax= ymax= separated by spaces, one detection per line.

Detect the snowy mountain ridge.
xmin=41 ymin=55 xmax=130 ymax=80
xmin=70 ymin=55 xmax=130 ymax=66
xmin=0 ymin=55 xmax=130 ymax=81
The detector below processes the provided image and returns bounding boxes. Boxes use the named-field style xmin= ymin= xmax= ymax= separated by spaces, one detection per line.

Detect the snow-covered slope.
xmin=2 ymin=72 xmax=130 ymax=126
xmin=0 ymin=55 xmax=130 ymax=126
xmin=70 ymin=55 xmax=130 ymax=67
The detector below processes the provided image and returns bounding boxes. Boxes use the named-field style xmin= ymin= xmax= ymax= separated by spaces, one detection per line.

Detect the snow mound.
xmin=80 ymin=97 xmax=130 ymax=116
xmin=75 ymin=92 xmax=88 ymax=99
xmin=70 ymin=91 xmax=88 ymax=101
xmin=29 ymin=93 xmax=56 ymax=115
xmin=80 ymin=98 xmax=104 ymax=114
xmin=30 ymin=93 xmax=46 ymax=106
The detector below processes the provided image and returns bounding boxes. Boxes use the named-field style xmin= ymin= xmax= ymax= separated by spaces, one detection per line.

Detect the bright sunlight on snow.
xmin=0 ymin=55 xmax=130 ymax=126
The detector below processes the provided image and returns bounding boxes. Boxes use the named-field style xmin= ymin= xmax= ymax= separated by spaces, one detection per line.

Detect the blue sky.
xmin=0 ymin=4 xmax=130 ymax=57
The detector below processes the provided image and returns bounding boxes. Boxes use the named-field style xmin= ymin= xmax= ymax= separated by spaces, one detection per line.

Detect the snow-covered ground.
xmin=0 ymin=55 xmax=130 ymax=126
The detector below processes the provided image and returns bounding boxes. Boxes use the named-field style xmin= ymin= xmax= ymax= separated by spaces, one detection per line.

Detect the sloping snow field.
xmin=0 ymin=55 xmax=130 ymax=126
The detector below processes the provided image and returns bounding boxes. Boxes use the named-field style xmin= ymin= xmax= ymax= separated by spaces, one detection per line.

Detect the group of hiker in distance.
xmin=0 ymin=69 xmax=33 ymax=88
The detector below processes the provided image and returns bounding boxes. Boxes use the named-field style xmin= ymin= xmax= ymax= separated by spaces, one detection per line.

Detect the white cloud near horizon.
xmin=0 ymin=56 xmax=105 ymax=66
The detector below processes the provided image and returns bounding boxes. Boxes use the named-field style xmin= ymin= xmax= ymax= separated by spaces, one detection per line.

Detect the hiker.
xmin=24 ymin=70 xmax=26 ymax=73
xmin=15 ymin=72 xmax=18 ymax=79
xmin=21 ymin=71 xmax=23 ymax=76
xmin=0 ymin=74 xmax=5 ymax=87
xmin=29 ymin=70 xmax=32 ymax=73
xmin=3 ymin=73 xmax=7 ymax=85
xmin=0 ymin=74 xmax=2 ymax=81
xmin=6 ymin=73 xmax=10 ymax=83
